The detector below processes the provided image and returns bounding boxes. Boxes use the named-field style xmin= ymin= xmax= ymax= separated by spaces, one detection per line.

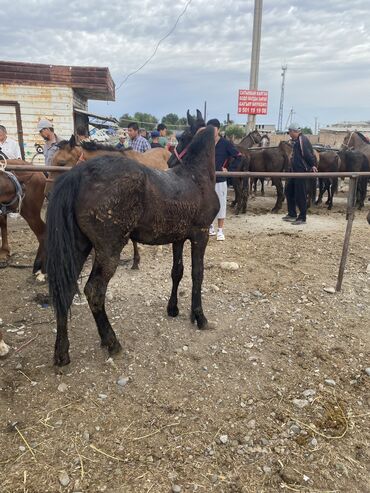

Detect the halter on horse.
xmin=0 ymin=151 xmax=24 ymax=216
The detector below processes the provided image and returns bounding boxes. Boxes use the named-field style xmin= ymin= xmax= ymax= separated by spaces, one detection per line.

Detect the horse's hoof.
xmin=197 ymin=320 xmax=216 ymax=330
xmin=54 ymin=352 xmax=71 ymax=367
xmin=271 ymin=208 xmax=280 ymax=214
xmin=167 ymin=306 xmax=179 ymax=318
xmin=131 ymin=264 xmax=139 ymax=270
xmin=34 ymin=271 xmax=47 ymax=283
xmin=108 ymin=340 xmax=122 ymax=356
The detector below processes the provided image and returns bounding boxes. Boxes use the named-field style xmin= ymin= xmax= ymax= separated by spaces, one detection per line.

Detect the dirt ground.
xmin=0 ymin=188 xmax=369 ymax=493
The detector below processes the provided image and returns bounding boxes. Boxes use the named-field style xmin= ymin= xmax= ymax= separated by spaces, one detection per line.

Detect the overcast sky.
xmin=2 ymin=0 xmax=370 ymax=129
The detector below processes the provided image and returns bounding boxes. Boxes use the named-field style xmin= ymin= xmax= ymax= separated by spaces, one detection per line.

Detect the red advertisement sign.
xmin=238 ymin=90 xmax=268 ymax=115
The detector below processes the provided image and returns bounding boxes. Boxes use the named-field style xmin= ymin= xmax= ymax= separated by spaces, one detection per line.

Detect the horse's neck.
xmin=353 ymin=135 xmax=368 ymax=150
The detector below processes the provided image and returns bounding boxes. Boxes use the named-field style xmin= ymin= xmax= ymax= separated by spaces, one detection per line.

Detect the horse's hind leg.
xmin=0 ymin=215 xmax=10 ymax=262
xmin=271 ymin=178 xmax=284 ymax=213
xmin=167 ymin=240 xmax=185 ymax=317
xmin=84 ymin=246 xmax=123 ymax=356
xmin=131 ymin=240 xmax=140 ymax=270
xmin=190 ymin=232 xmax=209 ymax=329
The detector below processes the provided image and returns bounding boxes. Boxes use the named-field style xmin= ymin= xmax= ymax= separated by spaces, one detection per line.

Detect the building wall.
xmin=0 ymin=83 xmax=86 ymax=162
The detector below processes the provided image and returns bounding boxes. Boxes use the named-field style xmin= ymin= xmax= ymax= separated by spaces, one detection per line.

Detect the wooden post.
xmin=336 ymin=175 xmax=358 ymax=292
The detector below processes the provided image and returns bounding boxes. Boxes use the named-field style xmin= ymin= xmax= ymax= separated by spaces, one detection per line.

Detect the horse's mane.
xmin=184 ymin=126 xmax=214 ymax=160
xmin=81 ymin=141 xmax=128 ymax=152
xmin=355 ymin=131 xmax=369 ymax=144
xmin=57 ymin=140 xmax=71 ymax=149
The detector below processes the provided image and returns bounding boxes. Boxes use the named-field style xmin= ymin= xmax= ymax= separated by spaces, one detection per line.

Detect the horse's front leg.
xmin=167 ymin=240 xmax=185 ymax=317
xmin=190 ymin=231 xmax=210 ymax=329
xmin=0 ymin=215 xmax=10 ymax=262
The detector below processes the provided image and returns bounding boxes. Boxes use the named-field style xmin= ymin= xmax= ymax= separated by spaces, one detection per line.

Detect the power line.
xmin=116 ymin=0 xmax=193 ymax=91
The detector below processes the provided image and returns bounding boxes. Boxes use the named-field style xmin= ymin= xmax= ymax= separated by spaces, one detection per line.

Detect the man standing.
xmin=157 ymin=123 xmax=168 ymax=148
xmin=0 ymin=124 xmax=21 ymax=159
xmin=150 ymin=130 xmax=162 ymax=148
xmin=207 ymin=118 xmax=242 ymax=241
xmin=37 ymin=119 xmax=61 ymax=166
xmin=127 ymin=122 xmax=151 ymax=153
xmin=282 ymin=123 xmax=317 ymax=225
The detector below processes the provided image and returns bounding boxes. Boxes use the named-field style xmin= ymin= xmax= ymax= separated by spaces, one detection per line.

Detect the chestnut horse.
xmin=47 ymin=116 xmax=219 ymax=366
xmin=0 ymin=159 xmax=46 ymax=277
xmin=48 ymin=137 xmax=171 ymax=269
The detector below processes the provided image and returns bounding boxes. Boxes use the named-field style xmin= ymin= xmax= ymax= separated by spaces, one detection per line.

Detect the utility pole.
xmin=246 ymin=0 xmax=263 ymax=133
xmin=204 ymin=101 xmax=207 ymax=122
xmin=277 ymin=65 xmax=287 ymax=133
xmin=314 ymin=116 xmax=318 ymax=135
xmin=285 ymin=107 xmax=294 ymax=131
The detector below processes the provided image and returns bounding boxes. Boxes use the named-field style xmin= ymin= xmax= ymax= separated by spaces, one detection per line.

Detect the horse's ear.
xmin=196 ymin=109 xmax=203 ymax=121
xmin=187 ymin=110 xmax=195 ymax=127
xmin=69 ymin=134 xmax=77 ymax=148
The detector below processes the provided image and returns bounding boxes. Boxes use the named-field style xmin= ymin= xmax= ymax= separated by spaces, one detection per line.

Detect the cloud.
xmin=1 ymin=0 xmax=370 ymax=128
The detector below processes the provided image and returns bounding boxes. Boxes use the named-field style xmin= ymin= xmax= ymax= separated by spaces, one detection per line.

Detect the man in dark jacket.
xmin=282 ymin=123 xmax=317 ymax=225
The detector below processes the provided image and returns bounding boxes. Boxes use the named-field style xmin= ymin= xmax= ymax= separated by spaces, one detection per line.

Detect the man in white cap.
xmin=0 ymin=124 xmax=22 ymax=159
xmin=37 ymin=118 xmax=61 ymax=166
xmin=282 ymin=123 xmax=317 ymax=225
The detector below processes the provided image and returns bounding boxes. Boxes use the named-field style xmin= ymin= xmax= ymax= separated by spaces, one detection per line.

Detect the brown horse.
xmin=47 ymin=117 xmax=219 ymax=366
xmin=0 ymin=161 xmax=46 ymax=277
xmin=239 ymin=141 xmax=291 ymax=213
xmin=314 ymin=151 xmax=339 ymax=209
xmin=48 ymin=137 xmax=171 ymax=270
xmin=338 ymin=149 xmax=369 ymax=208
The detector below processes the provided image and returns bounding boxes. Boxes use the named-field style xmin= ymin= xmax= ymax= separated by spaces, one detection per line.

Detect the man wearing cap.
xmin=37 ymin=119 xmax=62 ymax=167
xmin=0 ymin=124 xmax=22 ymax=159
xmin=283 ymin=123 xmax=317 ymax=225
xmin=150 ymin=130 xmax=162 ymax=148
xmin=127 ymin=122 xmax=151 ymax=153
xmin=207 ymin=118 xmax=243 ymax=241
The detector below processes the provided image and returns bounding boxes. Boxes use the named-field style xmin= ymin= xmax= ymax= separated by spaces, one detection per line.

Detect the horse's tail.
xmin=46 ymin=169 xmax=92 ymax=321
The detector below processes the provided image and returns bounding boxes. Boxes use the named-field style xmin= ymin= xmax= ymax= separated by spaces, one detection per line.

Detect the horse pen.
xmin=1 ymin=163 xmax=370 ymax=492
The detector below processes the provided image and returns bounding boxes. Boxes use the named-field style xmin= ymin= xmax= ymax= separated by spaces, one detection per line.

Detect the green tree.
xmin=225 ymin=124 xmax=245 ymax=141
xmin=301 ymin=127 xmax=313 ymax=135
xmin=133 ymin=112 xmax=158 ymax=130
xmin=161 ymin=113 xmax=180 ymax=126
xmin=119 ymin=113 xmax=133 ymax=128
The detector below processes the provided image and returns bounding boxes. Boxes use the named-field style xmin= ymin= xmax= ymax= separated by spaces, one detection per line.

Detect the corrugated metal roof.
xmin=0 ymin=60 xmax=115 ymax=101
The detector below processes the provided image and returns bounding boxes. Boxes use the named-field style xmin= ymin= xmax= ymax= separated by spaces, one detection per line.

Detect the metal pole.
xmin=246 ymin=0 xmax=263 ymax=133
xmin=277 ymin=65 xmax=287 ymax=133
xmin=336 ymin=176 xmax=358 ymax=292
xmin=204 ymin=101 xmax=207 ymax=122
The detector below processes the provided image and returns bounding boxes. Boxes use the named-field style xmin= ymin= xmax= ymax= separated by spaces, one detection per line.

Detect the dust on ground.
xmin=1 ymin=188 xmax=369 ymax=493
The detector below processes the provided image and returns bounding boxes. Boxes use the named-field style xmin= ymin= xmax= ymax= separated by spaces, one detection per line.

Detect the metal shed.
xmin=0 ymin=60 xmax=115 ymax=161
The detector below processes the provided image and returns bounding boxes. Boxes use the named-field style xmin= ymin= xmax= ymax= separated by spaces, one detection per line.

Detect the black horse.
xmin=47 ymin=118 xmax=219 ymax=366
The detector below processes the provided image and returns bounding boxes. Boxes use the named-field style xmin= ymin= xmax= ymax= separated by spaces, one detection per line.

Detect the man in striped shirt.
xmin=127 ymin=122 xmax=151 ymax=153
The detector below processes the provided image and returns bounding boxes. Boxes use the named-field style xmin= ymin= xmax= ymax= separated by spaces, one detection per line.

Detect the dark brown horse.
xmin=0 ymin=160 xmax=46 ymax=277
xmin=315 ymin=151 xmax=339 ymax=210
xmin=338 ymin=149 xmax=369 ymax=209
xmin=241 ymin=141 xmax=291 ymax=213
xmin=48 ymin=137 xmax=172 ymax=269
xmin=47 ymin=117 xmax=219 ymax=366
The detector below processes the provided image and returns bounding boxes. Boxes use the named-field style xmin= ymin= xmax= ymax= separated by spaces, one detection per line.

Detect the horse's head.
xmin=45 ymin=135 xmax=82 ymax=197
xmin=239 ymin=129 xmax=262 ymax=149
xmin=52 ymin=135 xmax=82 ymax=167
xmin=167 ymin=109 xmax=205 ymax=168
